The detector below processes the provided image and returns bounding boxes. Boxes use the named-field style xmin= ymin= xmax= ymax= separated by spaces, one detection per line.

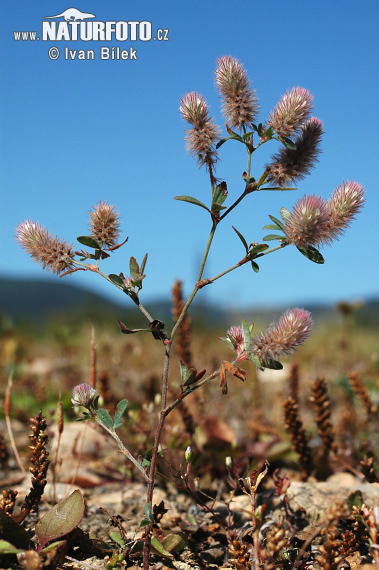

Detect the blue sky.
xmin=1 ymin=1 xmax=378 ymax=310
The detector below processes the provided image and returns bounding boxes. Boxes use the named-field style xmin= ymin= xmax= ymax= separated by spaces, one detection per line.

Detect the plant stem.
xmin=99 ymin=423 xmax=150 ymax=482
xmin=200 ymin=241 xmax=289 ymax=286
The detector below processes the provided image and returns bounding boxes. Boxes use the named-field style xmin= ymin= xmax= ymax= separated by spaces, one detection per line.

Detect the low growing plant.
xmin=15 ymin=55 xmax=365 ymax=568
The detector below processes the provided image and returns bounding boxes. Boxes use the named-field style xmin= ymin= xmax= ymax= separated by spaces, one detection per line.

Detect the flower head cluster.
xmin=16 ymin=220 xmax=74 ymax=275
xmin=268 ymin=87 xmax=314 ymax=138
xmin=251 ymin=309 xmax=313 ymax=367
xmin=283 ymin=195 xmax=329 ymax=248
xmin=267 ymin=118 xmax=323 ymax=187
xmin=215 ymin=55 xmax=259 ymax=130
xmin=89 ymin=201 xmax=121 ymax=247
xmin=179 ymin=92 xmax=220 ymax=171
xmin=324 ymin=181 xmax=366 ymax=244
xmin=71 ymin=383 xmax=98 ymax=409
xmin=283 ymin=182 xmax=365 ymax=248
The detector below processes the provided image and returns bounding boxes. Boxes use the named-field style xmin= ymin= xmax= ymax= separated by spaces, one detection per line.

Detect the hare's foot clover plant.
xmin=16 ymin=55 xmax=365 ymax=568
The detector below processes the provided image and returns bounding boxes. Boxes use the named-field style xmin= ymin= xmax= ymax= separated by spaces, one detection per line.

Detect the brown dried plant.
xmin=288 ymin=362 xmax=299 ymax=403
xmin=262 ymin=523 xmax=287 ymax=569
xmin=283 ymin=397 xmax=314 ymax=479
xmin=310 ymin=377 xmax=338 ymax=454
xmin=349 ymin=370 xmax=378 ymax=417
xmin=19 ymin=411 xmax=50 ymax=521
xmin=171 ymin=279 xmax=193 ymax=367
xmin=0 ymin=431 xmax=10 ymax=468
xmin=0 ymin=489 xmax=18 ymax=516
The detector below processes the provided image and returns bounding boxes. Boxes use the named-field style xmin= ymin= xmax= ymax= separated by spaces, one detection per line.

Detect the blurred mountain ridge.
xmin=0 ymin=276 xmax=378 ymax=330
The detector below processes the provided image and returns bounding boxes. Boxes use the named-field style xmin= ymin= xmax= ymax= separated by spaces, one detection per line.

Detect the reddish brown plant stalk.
xmin=283 ymin=397 xmax=314 ymax=479
xmin=310 ymin=377 xmax=338 ymax=454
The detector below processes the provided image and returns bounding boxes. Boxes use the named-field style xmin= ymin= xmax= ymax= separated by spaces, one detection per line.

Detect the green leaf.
xmin=35 ymin=490 xmax=84 ymax=551
xmin=241 ymin=319 xmax=252 ymax=353
xmin=218 ymin=337 xmax=235 ymax=351
xmin=108 ymin=274 xmax=126 ymax=289
xmin=251 ymin=260 xmax=259 ymax=273
xmin=263 ymin=358 xmax=283 ymax=370
xmin=250 ymin=243 xmax=269 ymax=255
xmin=348 ymin=490 xmax=364 ymax=510
xmin=144 ymin=502 xmax=153 ymax=523
xmin=259 ymin=187 xmax=296 ymax=191
xmin=129 ymin=256 xmax=139 ymax=279
xmin=216 ymin=137 xmax=230 ymax=149
xmin=160 ymin=533 xmax=187 ymax=553
xmin=242 ymin=131 xmax=254 ymax=140
xmin=140 ymin=252 xmax=148 ymax=275
xmin=174 ymin=195 xmax=210 ymax=213
xmin=109 ymin=530 xmax=126 ymax=547
xmin=249 ymin=354 xmax=263 ymax=369
xmin=97 ymin=408 xmax=114 ymax=429
xmin=40 ymin=539 xmax=67 ymax=554
xmin=268 ymin=215 xmax=285 ymax=230
xmin=296 ymin=245 xmax=325 ymax=264
xmin=77 ymin=235 xmax=101 ymax=249
xmin=0 ymin=508 xmax=30 ymax=549
xmin=183 ymin=369 xmax=198 ymax=386
xmin=263 ymin=234 xmax=285 ymax=241
xmin=273 ymin=135 xmax=297 ymax=150
xmin=0 ymin=539 xmax=25 ymax=554
xmin=151 ymin=536 xmax=174 ymax=558
xmin=114 ymin=399 xmax=128 ymax=429
xmin=232 ymin=226 xmax=249 ymax=252
xmin=263 ymin=224 xmax=282 ymax=230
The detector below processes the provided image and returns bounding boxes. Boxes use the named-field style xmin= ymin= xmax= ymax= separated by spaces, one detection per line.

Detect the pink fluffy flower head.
xmin=283 ymin=195 xmax=330 ymax=248
xmin=179 ymin=92 xmax=220 ymax=170
xmin=89 ymin=201 xmax=121 ymax=247
xmin=267 ymin=117 xmax=323 ymax=187
xmin=268 ymin=87 xmax=314 ymax=138
xmin=215 ymin=55 xmax=259 ymax=130
xmin=16 ymin=220 xmax=74 ymax=275
xmin=323 ymin=181 xmax=365 ymax=244
xmin=226 ymin=325 xmax=247 ymax=360
xmin=251 ymin=309 xmax=313 ymax=367
xmin=71 ymin=383 xmax=98 ymax=409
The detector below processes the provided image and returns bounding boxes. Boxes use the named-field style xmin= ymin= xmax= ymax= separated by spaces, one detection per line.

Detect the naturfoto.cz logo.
xmin=13 ymin=7 xmax=169 ymax=61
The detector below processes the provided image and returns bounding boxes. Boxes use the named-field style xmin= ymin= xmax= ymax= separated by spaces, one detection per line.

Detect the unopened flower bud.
xmin=226 ymin=326 xmax=247 ymax=360
xmin=185 ymin=446 xmax=192 ymax=463
xmin=71 ymin=383 xmax=98 ymax=409
xmin=225 ymin=456 xmax=232 ymax=468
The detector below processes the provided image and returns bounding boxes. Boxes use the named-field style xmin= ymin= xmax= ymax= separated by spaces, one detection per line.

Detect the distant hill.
xmin=0 ymin=277 xmax=378 ymax=330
